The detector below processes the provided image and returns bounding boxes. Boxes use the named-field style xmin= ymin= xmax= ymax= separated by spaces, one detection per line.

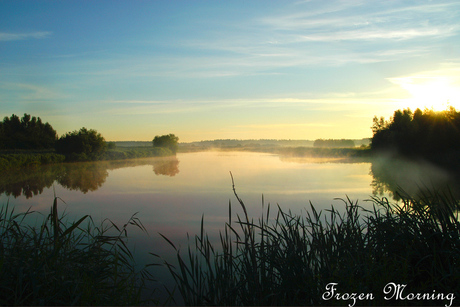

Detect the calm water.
xmin=2 ymin=150 xmax=460 ymax=301
xmin=1 ymin=151 xmax=376 ymax=232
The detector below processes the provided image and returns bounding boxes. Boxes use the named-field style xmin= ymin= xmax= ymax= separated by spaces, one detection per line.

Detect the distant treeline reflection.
xmin=0 ymin=157 xmax=180 ymax=198
xmin=370 ymin=154 xmax=460 ymax=201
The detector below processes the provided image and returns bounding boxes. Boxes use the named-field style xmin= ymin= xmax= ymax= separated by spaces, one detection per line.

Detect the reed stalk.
xmin=159 ymin=180 xmax=460 ymax=306
xmin=0 ymin=196 xmax=158 ymax=306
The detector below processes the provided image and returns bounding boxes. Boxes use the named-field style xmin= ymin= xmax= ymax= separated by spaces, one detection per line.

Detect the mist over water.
xmin=3 ymin=150 xmax=460 ymax=233
xmin=370 ymin=152 xmax=460 ymax=200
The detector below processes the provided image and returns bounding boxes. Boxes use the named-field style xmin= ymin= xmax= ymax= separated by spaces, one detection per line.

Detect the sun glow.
xmin=390 ymin=75 xmax=460 ymax=112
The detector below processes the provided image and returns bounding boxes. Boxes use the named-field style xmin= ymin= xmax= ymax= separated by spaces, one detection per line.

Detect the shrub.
xmin=56 ymin=128 xmax=107 ymax=161
xmin=152 ymin=134 xmax=179 ymax=154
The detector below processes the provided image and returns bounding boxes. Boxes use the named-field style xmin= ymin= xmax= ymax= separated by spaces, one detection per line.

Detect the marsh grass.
xmin=0 ymin=194 xmax=158 ymax=306
xmin=160 ymin=176 xmax=460 ymax=306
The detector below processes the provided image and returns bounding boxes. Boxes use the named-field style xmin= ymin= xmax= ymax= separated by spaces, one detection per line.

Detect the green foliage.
xmin=371 ymin=107 xmax=460 ymax=159
xmin=0 ymin=114 xmax=57 ymax=149
xmin=106 ymin=141 xmax=117 ymax=150
xmin=104 ymin=147 xmax=173 ymax=161
xmin=313 ymin=139 xmax=355 ymax=148
xmin=0 ymin=198 xmax=157 ymax=306
xmin=159 ymin=182 xmax=460 ymax=306
xmin=152 ymin=134 xmax=179 ymax=154
xmin=56 ymin=128 xmax=107 ymax=161
xmin=0 ymin=152 xmax=65 ymax=170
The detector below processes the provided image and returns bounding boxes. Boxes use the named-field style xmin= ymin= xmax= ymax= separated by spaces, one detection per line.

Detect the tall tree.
xmin=371 ymin=107 xmax=460 ymax=156
xmin=0 ymin=113 xmax=57 ymax=149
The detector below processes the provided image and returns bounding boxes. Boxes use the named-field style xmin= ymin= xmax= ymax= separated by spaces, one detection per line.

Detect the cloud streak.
xmin=0 ymin=31 xmax=52 ymax=41
xmin=163 ymin=1 xmax=460 ymax=78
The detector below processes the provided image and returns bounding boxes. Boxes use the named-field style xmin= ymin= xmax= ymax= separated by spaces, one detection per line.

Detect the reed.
xmin=0 ymin=195 xmax=157 ymax=306
xmin=159 ymin=178 xmax=460 ymax=306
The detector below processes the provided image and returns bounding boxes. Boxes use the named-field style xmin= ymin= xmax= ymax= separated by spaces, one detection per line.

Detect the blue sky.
xmin=1 ymin=0 xmax=460 ymax=142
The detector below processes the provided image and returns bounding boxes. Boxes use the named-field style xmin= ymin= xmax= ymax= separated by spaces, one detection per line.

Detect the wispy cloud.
xmin=166 ymin=1 xmax=459 ymax=77
xmin=261 ymin=1 xmax=460 ymax=37
xmin=0 ymin=31 xmax=52 ymax=41
xmin=0 ymin=82 xmax=65 ymax=101
xmin=295 ymin=27 xmax=454 ymax=42
xmin=100 ymin=93 xmax=393 ymax=117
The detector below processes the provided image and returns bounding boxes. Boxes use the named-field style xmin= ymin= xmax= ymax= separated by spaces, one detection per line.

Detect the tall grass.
xmin=159 ymin=176 xmax=460 ymax=306
xmin=0 ymin=194 xmax=158 ymax=306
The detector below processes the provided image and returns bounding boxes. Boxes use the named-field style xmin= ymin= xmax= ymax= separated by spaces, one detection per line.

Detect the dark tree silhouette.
xmin=55 ymin=127 xmax=107 ymax=161
xmin=0 ymin=113 xmax=57 ymax=149
xmin=371 ymin=107 xmax=460 ymax=161
xmin=152 ymin=133 xmax=179 ymax=154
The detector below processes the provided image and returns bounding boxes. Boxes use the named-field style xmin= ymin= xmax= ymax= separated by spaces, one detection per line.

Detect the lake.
xmin=2 ymin=150 xmax=460 ymax=302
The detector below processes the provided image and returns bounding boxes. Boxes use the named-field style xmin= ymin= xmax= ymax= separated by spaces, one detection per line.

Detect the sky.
xmin=1 ymin=0 xmax=460 ymax=142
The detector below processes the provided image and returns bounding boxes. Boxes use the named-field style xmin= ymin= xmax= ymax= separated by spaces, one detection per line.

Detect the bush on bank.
xmin=55 ymin=128 xmax=107 ymax=162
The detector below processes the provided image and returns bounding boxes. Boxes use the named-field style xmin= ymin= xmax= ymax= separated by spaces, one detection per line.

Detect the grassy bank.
xmin=0 ymin=144 xmax=370 ymax=170
xmin=159 ymin=181 xmax=460 ymax=306
xmin=0 ymin=151 xmax=65 ymax=170
xmin=102 ymin=146 xmax=173 ymax=161
xmin=0 ymin=146 xmax=174 ymax=170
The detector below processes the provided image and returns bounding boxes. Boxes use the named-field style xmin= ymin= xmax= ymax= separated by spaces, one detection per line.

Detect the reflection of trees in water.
xmin=0 ymin=164 xmax=62 ymax=199
xmin=0 ymin=156 xmax=181 ymax=198
xmin=370 ymin=155 xmax=460 ymax=201
xmin=57 ymin=163 xmax=109 ymax=193
xmin=152 ymin=157 xmax=180 ymax=176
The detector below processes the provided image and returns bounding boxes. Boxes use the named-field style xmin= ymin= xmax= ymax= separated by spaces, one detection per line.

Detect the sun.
xmin=390 ymin=75 xmax=460 ymax=111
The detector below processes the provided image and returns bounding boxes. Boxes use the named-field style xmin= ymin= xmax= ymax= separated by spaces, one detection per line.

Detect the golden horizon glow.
xmin=2 ymin=2 xmax=460 ymax=143
xmin=390 ymin=73 xmax=460 ymax=112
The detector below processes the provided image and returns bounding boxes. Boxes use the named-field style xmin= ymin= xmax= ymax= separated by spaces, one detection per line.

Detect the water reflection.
xmin=277 ymin=152 xmax=460 ymax=201
xmin=0 ymin=156 xmax=180 ymax=198
xmin=57 ymin=163 xmax=109 ymax=193
xmin=4 ymin=150 xmax=460 ymax=203
xmin=370 ymin=154 xmax=460 ymax=200
xmin=0 ymin=166 xmax=58 ymax=198
xmin=153 ymin=158 xmax=180 ymax=176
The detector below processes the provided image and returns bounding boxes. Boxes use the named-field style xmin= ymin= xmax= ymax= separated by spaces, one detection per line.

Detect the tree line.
xmin=371 ymin=107 xmax=460 ymax=158
xmin=0 ymin=114 xmax=57 ymax=149
xmin=0 ymin=113 xmax=178 ymax=162
xmin=313 ymin=139 xmax=355 ymax=148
